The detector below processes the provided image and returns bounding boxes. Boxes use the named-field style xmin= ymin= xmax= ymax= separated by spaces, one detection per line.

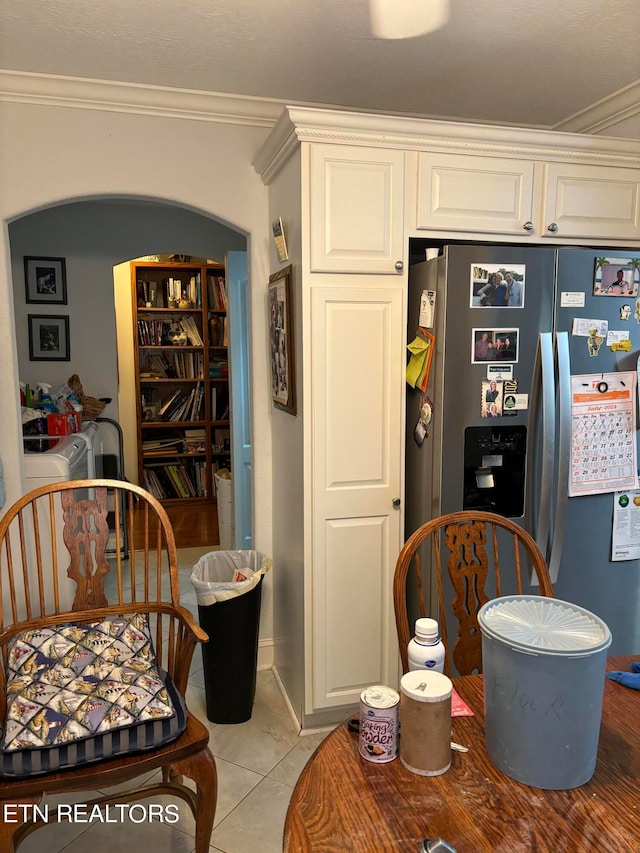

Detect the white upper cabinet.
xmin=414 ymin=152 xmax=640 ymax=243
xmin=309 ymin=144 xmax=405 ymax=274
xmin=542 ymin=162 xmax=640 ymax=242
xmin=416 ymin=153 xmax=536 ymax=236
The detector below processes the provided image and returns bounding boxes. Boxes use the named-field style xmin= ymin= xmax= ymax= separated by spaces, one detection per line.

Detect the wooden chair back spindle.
xmin=393 ymin=510 xmax=553 ymax=676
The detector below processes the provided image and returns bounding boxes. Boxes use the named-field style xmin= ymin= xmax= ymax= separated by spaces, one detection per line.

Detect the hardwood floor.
xmin=132 ymin=500 xmax=220 ymax=549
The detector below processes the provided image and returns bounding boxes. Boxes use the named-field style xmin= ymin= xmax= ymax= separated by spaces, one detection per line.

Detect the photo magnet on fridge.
xmin=481 ymin=379 xmax=502 ymax=418
xmin=593 ymin=257 xmax=640 ymax=297
xmin=472 ymin=329 xmax=519 ymax=364
xmin=470 ymin=263 xmax=525 ymax=308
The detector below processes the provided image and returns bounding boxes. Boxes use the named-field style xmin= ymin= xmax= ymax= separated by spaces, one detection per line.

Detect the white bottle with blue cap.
xmin=408 ymin=617 xmax=446 ymax=673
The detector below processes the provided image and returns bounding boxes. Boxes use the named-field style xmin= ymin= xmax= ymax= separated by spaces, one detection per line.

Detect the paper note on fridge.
xmin=572 ymin=318 xmax=608 ymax=337
xmin=419 ymin=290 xmax=436 ymax=329
xmin=561 ymin=292 xmax=586 ymax=308
xmin=406 ymin=331 xmax=435 ymax=392
xmin=611 ymin=491 xmax=640 ymax=561
xmin=606 ymin=330 xmax=630 ymax=345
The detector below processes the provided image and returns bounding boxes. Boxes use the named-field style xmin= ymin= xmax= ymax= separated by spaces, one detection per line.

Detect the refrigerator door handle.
xmin=532 ymin=332 xmax=556 ymax=559
xmin=548 ymin=331 xmax=571 ymax=584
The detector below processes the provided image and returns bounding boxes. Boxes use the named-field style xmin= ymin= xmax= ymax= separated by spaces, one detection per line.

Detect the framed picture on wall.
xmin=268 ymin=265 xmax=296 ymax=415
xmin=24 ymin=256 xmax=67 ymax=304
xmin=28 ymin=314 xmax=70 ymax=361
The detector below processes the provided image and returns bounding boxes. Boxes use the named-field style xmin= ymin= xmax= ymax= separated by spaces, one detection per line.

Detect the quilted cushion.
xmin=1 ymin=613 xmax=187 ymax=777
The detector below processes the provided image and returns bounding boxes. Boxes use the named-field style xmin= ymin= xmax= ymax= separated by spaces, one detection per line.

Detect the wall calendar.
xmin=569 ymin=372 xmax=637 ymax=497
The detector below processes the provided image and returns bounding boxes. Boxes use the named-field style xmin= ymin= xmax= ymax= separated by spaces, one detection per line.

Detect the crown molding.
xmin=254 ymin=105 xmax=640 ymax=183
xmin=553 ymin=79 xmax=640 ymax=136
xmin=0 ymin=69 xmax=286 ymax=127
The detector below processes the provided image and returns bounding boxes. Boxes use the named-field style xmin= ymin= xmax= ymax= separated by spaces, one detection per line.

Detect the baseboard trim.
xmin=272 ymin=664 xmax=302 ymax=734
xmin=257 ymin=636 xmax=274 ymax=672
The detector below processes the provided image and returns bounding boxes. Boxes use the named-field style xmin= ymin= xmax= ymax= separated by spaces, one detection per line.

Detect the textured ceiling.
xmin=1 ymin=0 xmax=639 ymax=127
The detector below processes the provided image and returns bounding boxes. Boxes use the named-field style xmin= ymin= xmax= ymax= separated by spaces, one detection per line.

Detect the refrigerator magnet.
xmin=607 ymin=331 xmax=630 ymax=347
xmin=419 ymin=396 xmax=433 ymax=427
xmin=472 ymin=329 xmax=519 ymax=364
xmin=587 ymin=329 xmax=604 ymax=357
xmin=413 ymin=417 xmax=427 ymax=447
xmin=593 ymin=257 xmax=640 ymax=297
xmin=504 ymin=393 xmax=528 ymax=412
xmin=621 ymin=304 xmax=631 ymax=321
xmin=413 ymin=396 xmax=433 ymax=447
xmin=481 ymin=380 xmax=502 ymax=418
xmin=487 ymin=363 xmax=513 ymax=381
xmin=419 ymin=290 xmax=436 ymax=328
xmin=470 ymin=263 xmax=525 ymax=308
xmin=501 ymin=378 xmax=520 ymax=416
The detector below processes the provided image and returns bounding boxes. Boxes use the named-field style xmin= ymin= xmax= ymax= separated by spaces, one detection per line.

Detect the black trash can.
xmin=191 ymin=550 xmax=271 ymax=724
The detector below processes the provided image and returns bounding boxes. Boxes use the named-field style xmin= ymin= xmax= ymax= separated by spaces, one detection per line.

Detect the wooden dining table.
xmin=284 ymin=656 xmax=640 ymax=852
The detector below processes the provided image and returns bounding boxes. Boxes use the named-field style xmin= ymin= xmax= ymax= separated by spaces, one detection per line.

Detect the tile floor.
xmin=16 ymin=547 xmax=332 ymax=853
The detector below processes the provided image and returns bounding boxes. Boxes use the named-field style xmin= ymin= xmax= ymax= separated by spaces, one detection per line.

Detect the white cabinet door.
xmin=416 ymin=153 xmax=535 ymax=235
xmin=310 ymin=285 xmax=404 ymax=710
xmin=543 ymin=163 xmax=640 ymax=241
xmin=309 ymin=145 xmax=405 ymax=273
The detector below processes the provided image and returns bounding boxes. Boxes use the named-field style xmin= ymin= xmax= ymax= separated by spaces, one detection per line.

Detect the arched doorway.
xmin=10 ymin=197 xmax=252 ymax=547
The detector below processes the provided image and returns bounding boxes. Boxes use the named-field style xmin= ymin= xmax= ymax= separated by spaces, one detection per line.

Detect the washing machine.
xmin=23 ymin=421 xmax=98 ymax=487
xmin=20 ymin=422 xmax=100 ymax=614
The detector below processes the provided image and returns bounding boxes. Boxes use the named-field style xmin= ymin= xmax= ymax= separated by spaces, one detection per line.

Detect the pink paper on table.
xmin=451 ymin=687 xmax=474 ymax=717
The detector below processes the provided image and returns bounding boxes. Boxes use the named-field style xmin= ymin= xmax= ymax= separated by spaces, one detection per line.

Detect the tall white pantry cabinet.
xmin=253 ymin=107 xmax=640 ymax=729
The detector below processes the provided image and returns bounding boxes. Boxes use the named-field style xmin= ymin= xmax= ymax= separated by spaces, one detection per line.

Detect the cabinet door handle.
xmin=394 ymin=260 xmax=404 ymax=272
xmin=547 ymin=222 xmax=559 ymax=233
xmin=523 ymin=221 xmax=534 ymax=232
xmin=392 ymin=497 xmax=401 ymax=508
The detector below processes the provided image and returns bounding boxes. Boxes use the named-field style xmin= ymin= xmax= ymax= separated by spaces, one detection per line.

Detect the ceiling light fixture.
xmin=369 ymin=0 xmax=450 ymax=40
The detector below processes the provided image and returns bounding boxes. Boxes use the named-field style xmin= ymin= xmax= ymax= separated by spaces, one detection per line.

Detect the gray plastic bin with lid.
xmin=478 ymin=594 xmax=611 ymax=790
xmin=191 ymin=550 xmax=271 ymax=724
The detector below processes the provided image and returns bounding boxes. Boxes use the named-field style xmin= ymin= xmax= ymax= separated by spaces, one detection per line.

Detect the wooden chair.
xmin=393 ymin=510 xmax=553 ymax=677
xmin=0 ymin=479 xmax=217 ymax=852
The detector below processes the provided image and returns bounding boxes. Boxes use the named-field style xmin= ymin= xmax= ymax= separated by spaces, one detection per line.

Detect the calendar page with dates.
xmin=569 ymin=372 xmax=638 ymax=497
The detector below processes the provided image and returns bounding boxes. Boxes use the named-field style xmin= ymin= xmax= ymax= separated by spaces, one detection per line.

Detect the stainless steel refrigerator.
xmin=406 ymin=244 xmax=640 ymax=655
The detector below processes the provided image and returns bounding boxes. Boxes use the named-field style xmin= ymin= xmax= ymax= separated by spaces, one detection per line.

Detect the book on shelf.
xmin=145 ymin=461 xmax=198 ymax=499
xmin=186 ymin=274 xmax=202 ymax=309
xmin=158 ymin=381 xmax=203 ymax=422
xmin=142 ymin=437 xmax=183 ymax=448
xmin=206 ymin=274 xmax=228 ymax=311
xmin=142 ymin=437 xmax=183 ymax=456
xmin=167 ymin=392 xmax=190 ymax=422
xmin=185 ymin=383 xmax=202 ymax=421
xmin=143 ymin=469 xmax=165 ymax=500
xmin=158 ymin=389 xmax=183 ymax=418
xmin=177 ymin=315 xmax=203 ymax=346
xmin=184 ymin=427 xmax=207 ymax=454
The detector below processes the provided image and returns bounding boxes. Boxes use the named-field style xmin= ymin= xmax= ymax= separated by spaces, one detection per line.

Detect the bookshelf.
xmin=132 ymin=260 xmax=231 ymax=505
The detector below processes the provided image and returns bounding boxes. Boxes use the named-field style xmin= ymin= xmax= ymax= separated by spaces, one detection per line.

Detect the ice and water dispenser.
xmin=463 ymin=426 xmax=527 ymax=518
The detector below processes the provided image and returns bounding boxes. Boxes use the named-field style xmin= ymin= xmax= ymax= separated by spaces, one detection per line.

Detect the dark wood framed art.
xmin=28 ymin=314 xmax=71 ymax=361
xmin=24 ymin=256 xmax=68 ymax=304
xmin=268 ymin=265 xmax=296 ymax=415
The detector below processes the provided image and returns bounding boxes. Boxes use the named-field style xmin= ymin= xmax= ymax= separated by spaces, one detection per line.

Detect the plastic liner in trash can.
xmin=191 ymin=550 xmax=271 ymax=724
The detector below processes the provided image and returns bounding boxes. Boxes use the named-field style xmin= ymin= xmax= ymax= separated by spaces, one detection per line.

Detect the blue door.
xmin=226 ymin=251 xmax=253 ymax=548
